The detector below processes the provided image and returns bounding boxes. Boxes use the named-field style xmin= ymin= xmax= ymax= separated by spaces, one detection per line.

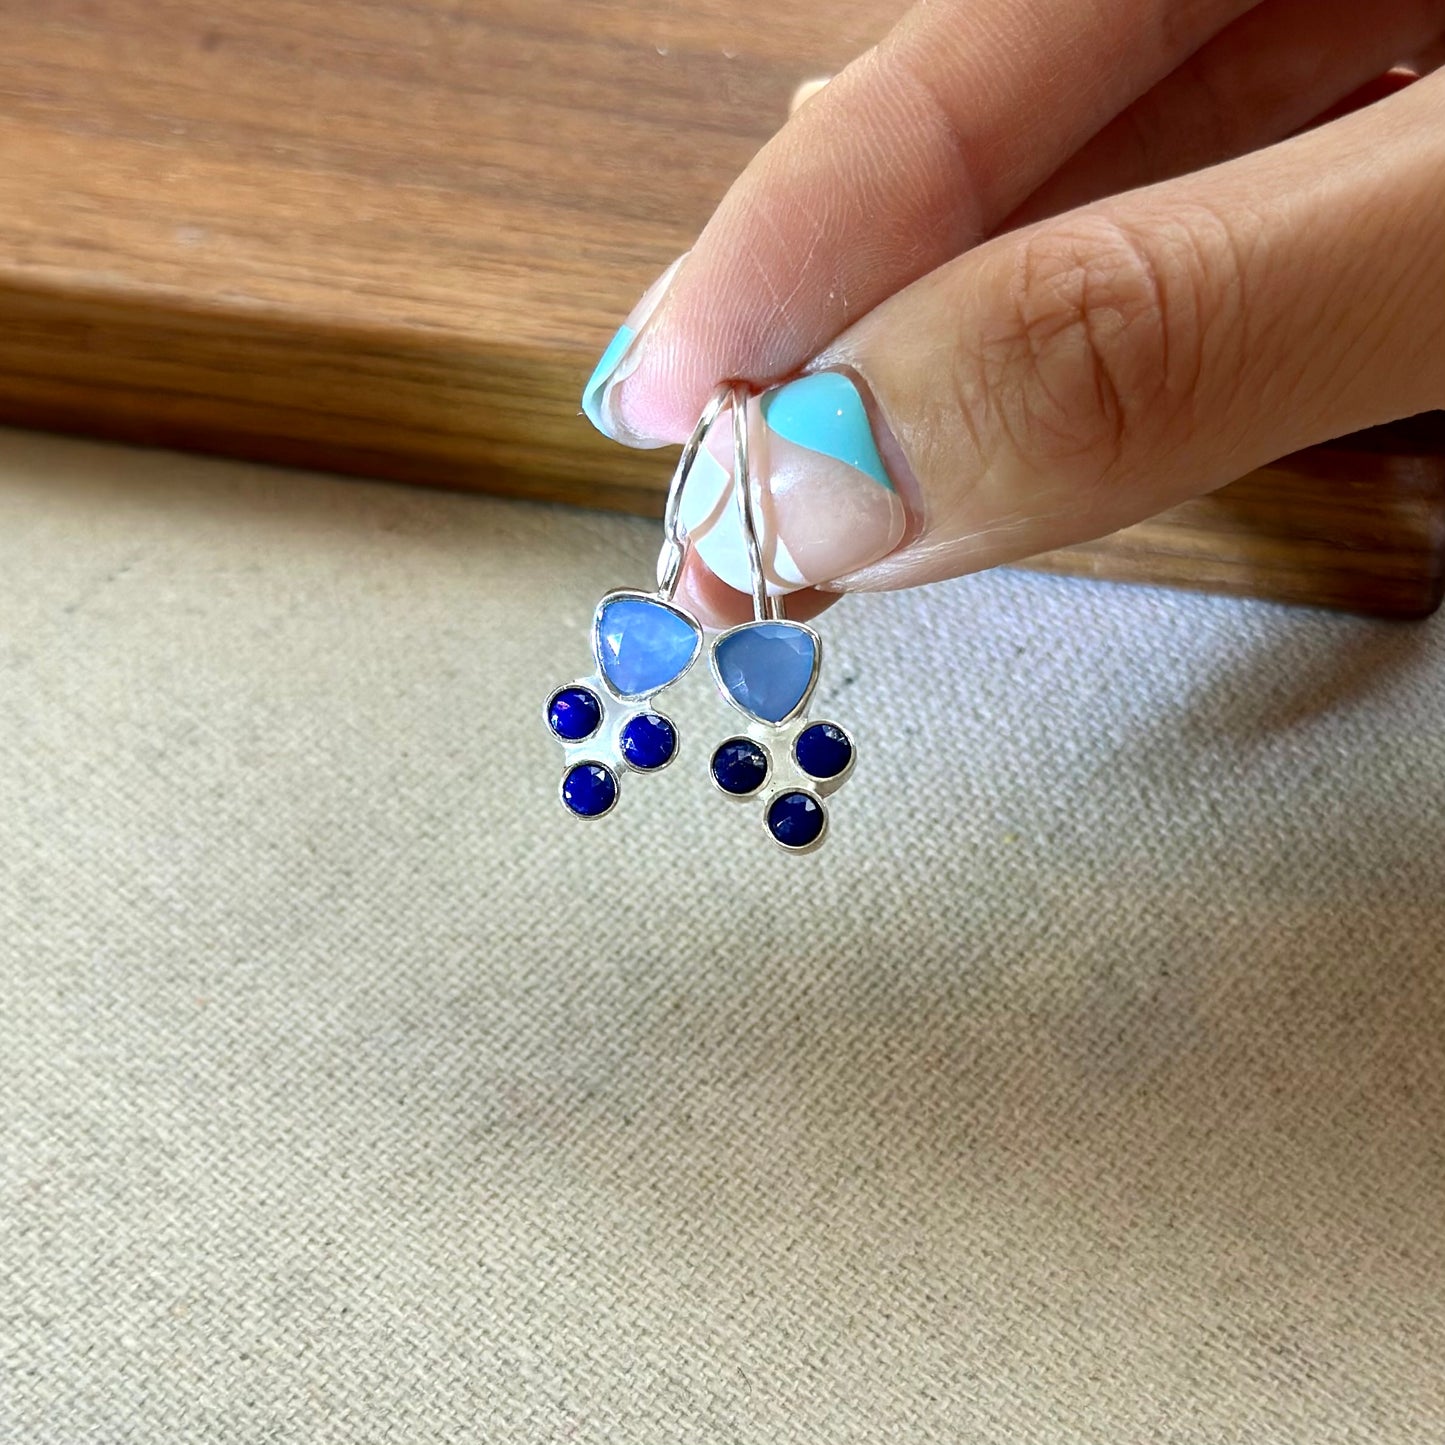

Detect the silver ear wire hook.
xmin=728 ymin=381 xmax=786 ymax=624
xmin=656 ymin=381 xmax=732 ymax=602
xmin=656 ymin=379 xmax=785 ymax=622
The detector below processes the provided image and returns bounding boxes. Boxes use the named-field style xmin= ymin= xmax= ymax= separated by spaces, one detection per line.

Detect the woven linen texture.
xmin=2 ymin=430 xmax=1443 ymax=1443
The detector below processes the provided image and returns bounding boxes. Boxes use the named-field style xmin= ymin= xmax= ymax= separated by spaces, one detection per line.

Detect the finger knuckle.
xmin=976 ymin=215 xmax=1210 ymax=481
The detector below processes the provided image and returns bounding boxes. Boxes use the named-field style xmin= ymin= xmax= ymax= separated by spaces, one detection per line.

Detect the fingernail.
xmin=680 ymin=372 xmax=908 ymax=597
xmin=789 ymin=76 xmax=832 ymax=115
xmin=581 ymin=254 xmax=688 ymax=446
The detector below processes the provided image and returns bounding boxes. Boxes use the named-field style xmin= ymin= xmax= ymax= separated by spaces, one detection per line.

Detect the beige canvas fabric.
xmin=1 ymin=428 xmax=1443 ymax=1443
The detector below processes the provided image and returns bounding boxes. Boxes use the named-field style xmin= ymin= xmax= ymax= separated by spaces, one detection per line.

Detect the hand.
xmin=579 ymin=0 xmax=1445 ymax=627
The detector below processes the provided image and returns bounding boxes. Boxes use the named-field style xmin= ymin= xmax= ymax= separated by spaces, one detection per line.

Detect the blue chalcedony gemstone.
xmin=713 ymin=622 xmax=818 ymax=724
xmin=619 ymin=711 xmax=677 ymax=771
xmin=547 ymin=686 xmax=602 ymax=742
xmin=767 ymin=790 xmax=825 ymax=849
xmin=595 ymin=595 xmax=701 ymax=699
xmin=711 ymin=737 xmax=769 ymax=796
xmin=561 ymin=762 xmax=617 ymax=818
xmin=794 ymin=722 xmax=853 ymax=780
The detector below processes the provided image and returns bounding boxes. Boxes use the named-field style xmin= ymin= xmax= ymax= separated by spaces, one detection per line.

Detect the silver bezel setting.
xmin=764 ymin=787 xmax=829 ymax=855
xmin=591 ymin=587 xmax=704 ymax=704
xmin=617 ymin=708 xmax=680 ymax=775
xmin=708 ymin=735 xmax=773 ymax=801
xmin=791 ymin=720 xmax=857 ymax=791
xmin=704 ymin=707 xmax=857 ymax=852
xmin=708 ymin=619 xmax=823 ymax=727
xmin=545 ymin=672 xmax=685 ymax=815
xmin=557 ymin=760 xmax=620 ymax=821
xmin=542 ymin=684 xmax=604 ymax=746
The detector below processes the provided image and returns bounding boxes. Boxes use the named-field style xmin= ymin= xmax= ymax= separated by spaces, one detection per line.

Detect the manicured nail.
xmin=581 ymin=254 xmax=687 ymax=447
xmin=788 ymin=77 xmax=832 ymax=115
xmin=679 ymin=372 xmax=907 ymax=597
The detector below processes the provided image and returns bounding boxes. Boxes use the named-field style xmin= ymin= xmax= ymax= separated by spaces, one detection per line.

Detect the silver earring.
xmin=542 ymin=385 xmax=731 ymax=818
xmin=705 ymin=384 xmax=855 ymax=853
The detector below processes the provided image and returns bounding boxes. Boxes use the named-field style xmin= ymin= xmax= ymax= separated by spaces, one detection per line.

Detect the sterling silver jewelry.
xmin=542 ymin=385 xmax=730 ymax=818
xmin=705 ymin=384 xmax=855 ymax=853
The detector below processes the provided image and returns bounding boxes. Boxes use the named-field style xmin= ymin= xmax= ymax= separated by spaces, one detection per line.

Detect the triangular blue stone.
xmin=713 ymin=622 xmax=818 ymax=724
xmin=594 ymin=594 xmax=701 ymax=699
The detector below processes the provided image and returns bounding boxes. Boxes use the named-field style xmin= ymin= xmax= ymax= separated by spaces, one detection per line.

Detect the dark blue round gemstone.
xmin=547 ymin=687 xmax=602 ymax=742
xmin=767 ymin=790 xmax=825 ymax=850
xmin=711 ymin=738 xmax=769 ymax=796
xmin=561 ymin=762 xmax=617 ymax=818
xmin=794 ymin=722 xmax=853 ymax=780
xmin=619 ymin=711 xmax=677 ymax=771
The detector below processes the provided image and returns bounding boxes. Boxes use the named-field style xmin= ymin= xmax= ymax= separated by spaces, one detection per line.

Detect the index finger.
xmin=585 ymin=0 xmax=1267 ymax=447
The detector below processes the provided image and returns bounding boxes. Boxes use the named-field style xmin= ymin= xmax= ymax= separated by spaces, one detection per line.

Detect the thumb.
xmin=707 ymin=72 xmax=1445 ymax=602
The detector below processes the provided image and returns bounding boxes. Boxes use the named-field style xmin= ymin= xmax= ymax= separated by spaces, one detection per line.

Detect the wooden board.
xmin=1030 ymin=415 xmax=1445 ymax=619
xmin=1 ymin=0 xmax=1442 ymax=617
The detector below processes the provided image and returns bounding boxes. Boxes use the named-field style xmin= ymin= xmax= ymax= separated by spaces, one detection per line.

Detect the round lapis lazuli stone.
xmin=711 ymin=738 xmax=769 ymax=796
xmin=767 ymin=791 xmax=825 ymax=849
xmin=561 ymin=762 xmax=617 ymax=818
xmin=794 ymin=722 xmax=853 ymax=780
xmin=619 ymin=711 xmax=677 ymax=771
xmin=548 ymin=687 xmax=602 ymax=742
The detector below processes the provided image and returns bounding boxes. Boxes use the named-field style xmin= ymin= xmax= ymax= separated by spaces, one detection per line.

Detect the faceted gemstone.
xmin=794 ymin=722 xmax=853 ymax=780
xmin=711 ymin=737 xmax=769 ymax=796
xmin=547 ymin=686 xmax=602 ymax=742
xmin=767 ymin=790 xmax=825 ymax=849
xmin=594 ymin=594 xmax=701 ymax=699
xmin=561 ymin=762 xmax=618 ymax=818
xmin=619 ymin=711 xmax=677 ymax=771
xmin=712 ymin=622 xmax=817 ymax=724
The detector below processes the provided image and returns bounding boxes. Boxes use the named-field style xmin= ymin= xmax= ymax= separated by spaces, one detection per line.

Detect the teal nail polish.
xmin=581 ymin=324 xmax=636 ymax=433
xmin=760 ymin=372 xmax=894 ymax=491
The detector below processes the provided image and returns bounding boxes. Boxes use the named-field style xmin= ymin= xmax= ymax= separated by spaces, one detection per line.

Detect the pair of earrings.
xmin=543 ymin=383 xmax=856 ymax=853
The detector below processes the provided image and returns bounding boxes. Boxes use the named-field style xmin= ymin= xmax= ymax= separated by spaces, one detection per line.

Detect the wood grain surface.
xmin=1031 ymin=417 xmax=1445 ymax=619
xmin=1 ymin=0 xmax=1442 ymax=615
